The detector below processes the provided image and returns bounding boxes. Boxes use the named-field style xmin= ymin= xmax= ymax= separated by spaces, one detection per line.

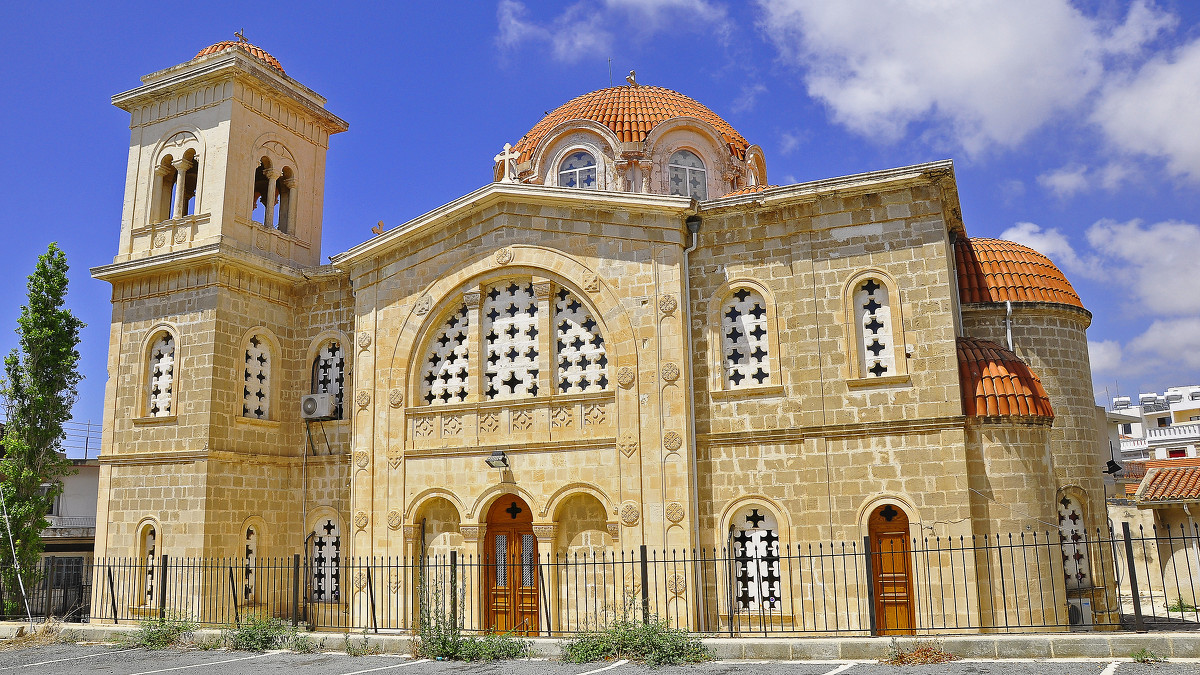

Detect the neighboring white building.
xmin=1113 ymin=386 xmax=1200 ymax=463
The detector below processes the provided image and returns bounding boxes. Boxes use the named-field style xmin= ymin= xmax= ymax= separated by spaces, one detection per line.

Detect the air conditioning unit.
xmin=301 ymin=393 xmax=335 ymax=420
xmin=1067 ymin=597 xmax=1093 ymax=631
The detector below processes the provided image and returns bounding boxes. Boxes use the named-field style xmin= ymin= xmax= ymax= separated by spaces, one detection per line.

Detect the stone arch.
xmin=137 ymin=323 xmax=181 ymax=419
xmin=237 ymin=326 xmax=281 ymax=421
xmin=239 ymin=514 xmax=269 ymax=554
xmin=552 ymin=492 xmax=611 ymax=556
xmin=705 ymin=277 xmax=783 ymax=393
xmin=645 ymin=116 xmax=728 ymax=197
xmin=743 ymin=144 xmax=767 ymax=187
xmin=411 ymin=495 xmax=463 ymax=557
xmin=855 ymin=493 xmax=922 ymax=536
xmin=149 ymin=127 xmax=204 ymax=224
xmin=470 ymin=482 xmax=542 ymax=523
xmin=717 ymin=494 xmax=792 ymax=546
xmin=306 ymin=329 xmax=352 ymax=419
xmin=131 ymin=516 xmax=161 ymax=558
xmin=531 ymin=120 xmax=620 ymax=188
xmin=541 ymin=482 xmax=615 ymax=520
xmin=406 ymin=488 xmax=466 ymax=522
xmin=842 ymin=268 xmax=909 ymax=380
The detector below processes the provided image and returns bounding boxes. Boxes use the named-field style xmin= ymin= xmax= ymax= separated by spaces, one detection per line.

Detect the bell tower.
xmin=109 ymin=36 xmax=348 ymax=268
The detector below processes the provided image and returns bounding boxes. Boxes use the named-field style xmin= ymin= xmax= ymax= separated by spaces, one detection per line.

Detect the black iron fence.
xmin=2 ymin=523 xmax=1197 ymax=635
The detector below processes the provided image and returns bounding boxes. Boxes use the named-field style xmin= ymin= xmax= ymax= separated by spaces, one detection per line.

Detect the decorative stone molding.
xmin=607 ymin=522 xmax=620 ymax=541
xmin=583 ymin=273 xmax=600 ymax=293
xmin=387 ymin=510 xmax=402 ymax=530
xmin=255 ymin=232 xmax=268 ymax=250
xmin=402 ymin=524 xmax=417 ymax=538
xmin=354 ymin=511 xmax=368 ymax=530
xmin=618 ymin=436 xmax=638 ymax=458
xmin=388 ymin=388 xmax=404 ymax=408
xmin=494 ymin=248 xmax=514 ymax=265
xmin=617 ymin=366 xmax=636 ymax=389
xmin=388 ymin=456 xmax=402 ymax=470
xmin=356 ymin=390 xmax=371 ymax=408
xmin=623 ymin=571 xmax=640 ymax=595
xmin=532 ymin=524 xmax=557 ymax=540
xmin=173 ymin=229 xmax=188 ymax=244
xmin=354 ymin=451 xmax=369 ymax=469
xmin=414 ymin=295 xmax=433 ymax=315
xmin=620 ymin=501 xmax=640 ymax=526
xmin=666 ymin=501 xmax=685 ymax=523
xmin=667 ymin=573 xmax=686 ymax=596
xmin=353 ymin=571 xmax=368 ymax=591
xmin=460 ymin=525 xmax=484 ymax=542
xmin=659 ymin=294 xmax=678 ymax=315
xmin=663 ymin=431 xmax=683 ymax=452
xmin=533 ymin=281 xmax=552 ymax=300
xmin=357 ymin=331 xmax=372 ymax=349
xmin=388 ymin=574 xmax=403 ymax=593
xmin=463 ymin=290 xmax=482 ymax=308
xmin=661 ymin=362 xmax=680 ymax=382
xmin=153 ymin=233 xmax=167 ymax=249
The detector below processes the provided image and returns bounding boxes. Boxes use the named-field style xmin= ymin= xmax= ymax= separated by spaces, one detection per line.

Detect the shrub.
xmin=343 ymin=632 xmax=381 ymax=657
xmin=226 ymin=615 xmax=297 ymax=652
xmin=1166 ymin=598 xmax=1198 ymax=613
xmin=125 ymin=613 xmax=197 ymax=650
xmin=1132 ymin=648 xmax=1165 ymax=663
xmin=561 ymin=617 xmax=711 ymax=666
xmin=455 ymin=633 xmax=531 ymax=661
xmin=880 ymin=638 xmax=958 ymax=665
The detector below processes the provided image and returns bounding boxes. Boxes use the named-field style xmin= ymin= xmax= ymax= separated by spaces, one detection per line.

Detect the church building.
xmin=91 ymin=38 xmax=1111 ymax=634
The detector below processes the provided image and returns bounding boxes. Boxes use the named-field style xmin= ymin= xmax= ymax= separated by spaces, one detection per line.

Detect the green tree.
xmin=0 ymin=243 xmax=84 ymax=612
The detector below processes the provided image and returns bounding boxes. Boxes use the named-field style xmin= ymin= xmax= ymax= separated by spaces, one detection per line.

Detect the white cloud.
xmin=1084 ymin=219 xmax=1200 ymax=316
xmin=1088 ymin=340 xmax=1123 ymax=374
xmin=999 ymin=221 xmax=1085 ymax=271
xmin=732 ymin=83 xmax=768 ymax=113
xmin=1092 ymin=36 xmax=1200 ymax=181
xmin=756 ymin=0 xmax=1172 ymax=155
xmin=1037 ymin=166 xmax=1090 ymax=199
xmin=1128 ymin=318 xmax=1200 ymax=370
xmin=779 ymin=130 xmax=804 ymax=155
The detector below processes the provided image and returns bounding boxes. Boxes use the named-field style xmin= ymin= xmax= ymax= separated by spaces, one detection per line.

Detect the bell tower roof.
xmin=193 ymin=33 xmax=285 ymax=75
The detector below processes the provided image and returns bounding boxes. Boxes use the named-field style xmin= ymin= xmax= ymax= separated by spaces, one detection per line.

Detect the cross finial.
xmin=626 ymin=70 xmax=638 ymax=87
xmin=235 ymin=29 xmax=247 ymax=43
xmin=494 ymin=143 xmax=519 ymax=183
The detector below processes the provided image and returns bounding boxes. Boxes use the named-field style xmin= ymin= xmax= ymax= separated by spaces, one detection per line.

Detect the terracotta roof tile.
xmin=957 ymin=337 xmax=1054 ymax=418
xmin=1138 ymin=463 xmax=1200 ymax=502
xmin=194 ymin=39 xmax=284 ymax=75
xmin=512 ymin=85 xmax=750 ymax=164
xmin=954 ymin=238 xmax=1083 ymax=309
xmin=717 ymin=184 xmax=778 ymax=198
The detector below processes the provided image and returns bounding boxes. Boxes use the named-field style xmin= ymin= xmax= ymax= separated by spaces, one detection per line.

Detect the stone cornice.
xmin=405 ymin=437 xmax=614 ymax=457
xmin=331 ymin=183 xmax=695 ymax=267
xmin=962 ymin=301 xmax=1093 ymax=324
xmin=91 ymin=242 xmax=306 ymax=286
xmin=699 ymin=415 xmax=967 ymax=447
xmin=99 ymin=449 xmax=211 ymax=466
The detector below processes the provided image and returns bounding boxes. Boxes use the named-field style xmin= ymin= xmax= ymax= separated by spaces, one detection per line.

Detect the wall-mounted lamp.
xmin=485 ymin=450 xmax=509 ymax=469
xmin=1104 ymin=459 xmax=1122 ymax=475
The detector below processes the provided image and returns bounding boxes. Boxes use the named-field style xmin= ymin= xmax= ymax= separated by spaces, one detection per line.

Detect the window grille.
xmin=854 ymin=279 xmax=894 ymax=378
xmin=721 ymin=288 xmax=770 ymax=388
xmin=148 ymin=333 xmax=175 ymax=417
xmin=668 ymin=150 xmax=707 ymax=200
xmin=312 ymin=340 xmax=346 ymax=417
xmin=420 ymin=305 xmax=471 ymax=405
xmin=483 ymin=282 xmax=539 ymax=400
xmin=732 ymin=507 xmax=781 ymax=610
xmin=1057 ymin=495 xmax=1091 ymax=589
xmin=312 ymin=519 xmax=341 ymax=602
xmin=243 ymin=335 xmax=270 ymax=419
xmin=555 ymin=288 xmax=608 ymax=393
xmin=558 ymin=151 xmax=597 ymax=189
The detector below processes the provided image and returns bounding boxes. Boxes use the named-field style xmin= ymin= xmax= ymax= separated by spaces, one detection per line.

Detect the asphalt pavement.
xmin=0 ymin=644 xmax=1196 ymax=675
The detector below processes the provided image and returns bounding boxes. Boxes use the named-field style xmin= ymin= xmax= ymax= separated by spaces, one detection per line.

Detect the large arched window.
xmin=243 ymin=334 xmax=272 ymax=419
xmin=150 ymin=149 xmax=198 ymax=223
xmin=721 ymin=288 xmax=771 ymax=389
xmin=421 ymin=304 xmax=471 ymax=405
xmin=730 ymin=505 xmax=781 ymax=611
xmin=139 ymin=522 xmax=158 ymax=606
xmin=311 ymin=517 xmax=341 ymax=602
xmin=558 ymin=151 xmax=597 ymax=189
xmin=484 ymin=281 xmax=540 ymax=400
xmin=1057 ymin=493 xmax=1091 ymax=590
xmin=311 ymin=340 xmax=346 ymax=418
xmin=146 ymin=331 xmax=176 ymax=417
xmin=854 ymin=278 xmax=895 ymax=378
xmin=668 ymin=150 xmax=707 ymax=200
xmin=555 ymin=288 xmax=607 ymax=392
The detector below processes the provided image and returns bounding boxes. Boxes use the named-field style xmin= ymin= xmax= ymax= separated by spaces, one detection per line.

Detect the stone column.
xmin=282 ymin=176 xmax=299 ymax=235
xmin=464 ymin=289 xmax=483 ymax=403
xmin=170 ymin=157 xmax=194 ymax=220
xmin=460 ymin=524 xmax=486 ymax=631
xmin=261 ymin=167 xmax=281 ymax=229
xmin=532 ymin=280 xmax=554 ymax=398
xmin=532 ymin=523 xmax=558 ymax=632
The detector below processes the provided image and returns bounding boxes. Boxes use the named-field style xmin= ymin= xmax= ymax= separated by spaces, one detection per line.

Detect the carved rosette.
xmin=658 ymin=294 xmax=678 ymax=315
xmin=618 ymin=436 xmax=638 ymax=458
xmin=354 ymin=511 xmax=369 ymax=530
xmin=665 ymin=502 xmax=685 ymax=523
xmin=414 ymin=295 xmax=433 ymax=315
xmin=387 ymin=510 xmax=402 ymax=530
xmin=357 ymin=331 xmax=372 ymax=349
xmin=173 ymin=229 xmax=188 ymax=244
xmin=620 ymin=501 xmax=640 ymax=526
xmin=660 ymin=362 xmax=680 ymax=382
xmin=460 ymin=525 xmax=484 ymax=542
xmin=388 ymin=388 xmax=404 ymax=408
xmin=666 ymin=573 xmax=687 ymax=596
xmin=354 ymin=451 xmax=369 ymax=469
xmin=617 ymin=366 xmax=636 ymax=389
xmin=353 ymin=571 xmax=368 ymax=591
xmin=494 ymin=248 xmax=514 ymax=265
xmin=152 ymin=232 xmax=167 ymax=249
xmin=356 ymin=390 xmax=371 ymax=408
xmin=663 ymin=431 xmax=683 ymax=452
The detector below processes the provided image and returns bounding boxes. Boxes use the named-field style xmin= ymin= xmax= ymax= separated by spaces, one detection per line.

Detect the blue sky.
xmin=2 ymin=1 xmax=1199 ymax=456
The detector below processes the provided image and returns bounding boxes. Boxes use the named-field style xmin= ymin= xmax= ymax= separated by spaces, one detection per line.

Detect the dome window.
xmin=668 ymin=150 xmax=707 ymax=200
xmin=558 ymin=151 xmax=597 ymax=189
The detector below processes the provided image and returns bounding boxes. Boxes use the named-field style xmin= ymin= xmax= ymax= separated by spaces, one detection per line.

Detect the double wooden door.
xmin=484 ymin=497 xmax=539 ymax=634
xmin=869 ymin=503 xmax=914 ymax=635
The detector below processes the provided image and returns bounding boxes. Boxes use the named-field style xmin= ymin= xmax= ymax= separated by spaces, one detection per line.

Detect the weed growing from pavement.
xmin=225 ymin=615 xmax=300 ymax=651
xmin=561 ymin=616 xmax=711 ymax=666
xmin=1132 ymin=648 xmax=1165 ymax=663
xmin=1165 ymin=598 xmax=1198 ymax=613
xmin=0 ymin=619 xmax=62 ymax=651
xmin=413 ymin=572 xmax=530 ymax=660
xmin=880 ymin=638 xmax=959 ymax=665
xmin=343 ymin=631 xmax=382 ymax=656
xmin=122 ymin=613 xmax=197 ymax=650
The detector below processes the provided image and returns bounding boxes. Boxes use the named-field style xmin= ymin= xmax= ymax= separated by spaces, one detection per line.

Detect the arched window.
xmin=139 ymin=523 xmax=157 ymax=606
xmin=730 ymin=505 xmax=780 ymax=611
xmin=555 ymin=287 xmax=608 ymax=392
xmin=483 ymin=281 xmax=539 ymax=400
xmin=311 ymin=518 xmax=341 ymax=602
xmin=852 ymin=277 xmax=897 ymax=378
xmin=311 ymin=340 xmax=345 ymax=418
xmin=558 ymin=151 xmax=597 ymax=189
xmin=420 ymin=304 xmax=471 ymax=405
xmin=251 ymin=158 xmax=294 ymax=231
xmin=1057 ymin=493 xmax=1091 ymax=590
xmin=668 ymin=150 xmax=707 ymax=200
xmin=243 ymin=334 xmax=271 ymax=419
xmin=721 ymin=288 xmax=771 ymax=388
xmin=150 ymin=149 xmax=198 ymax=224
xmin=243 ymin=526 xmax=257 ymax=603
xmin=146 ymin=332 xmax=175 ymax=417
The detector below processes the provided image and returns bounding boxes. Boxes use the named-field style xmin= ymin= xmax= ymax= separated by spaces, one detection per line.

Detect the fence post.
xmin=291 ymin=554 xmax=301 ymax=627
xmin=367 ymin=562 xmax=378 ymax=634
xmin=639 ymin=545 xmax=650 ymax=623
xmin=449 ymin=551 xmax=458 ymax=630
xmin=228 ymin=566 xmax=241 ymax=625
xmin=157 ymin=555 xmax=168 ymax=619
xmin=863 ymin=536 xmax=878 ymax=637
xmin=106 ymin=565 xmax=118 ymax=624
xmin=45 ymin=556 xmax=56 ymax=619
xmin=1121 ymin=522 xmax=1146 ymax=632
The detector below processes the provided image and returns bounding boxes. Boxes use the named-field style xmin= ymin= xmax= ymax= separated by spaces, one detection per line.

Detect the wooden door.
xmin=869 ymin=504 xmax=914 ymax=635
xmin=484 ymin=497 xmax=539 ymax=635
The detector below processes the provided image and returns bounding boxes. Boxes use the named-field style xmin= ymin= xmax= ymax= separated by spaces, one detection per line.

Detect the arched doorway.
xmin=484 ymin=496 xmax=539 ymax=634
xmin=868 ymin=503 xmax=914 ymax=635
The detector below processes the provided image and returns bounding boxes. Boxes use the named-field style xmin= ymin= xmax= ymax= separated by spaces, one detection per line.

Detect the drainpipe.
xmin=1005 ymin=300 xmax=1014 ymax=352
xmin=682 ymin=213 xmax=704 ymax=628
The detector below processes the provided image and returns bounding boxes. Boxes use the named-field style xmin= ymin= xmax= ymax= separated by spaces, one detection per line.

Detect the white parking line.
xmin=125 ymin=652 xmax=267 ymax=674
xmin=339 ymin=657 xmax=430 ymax=675
xmin=575 ymin=658 xmax=630 ymax=675
xmin=3 ymin=647 xmax=138 ymax=669
xmin=820 ymin=664 xmax=856 ymax=675
xmin=1100 ymin=662 xmax=1120 ymax=675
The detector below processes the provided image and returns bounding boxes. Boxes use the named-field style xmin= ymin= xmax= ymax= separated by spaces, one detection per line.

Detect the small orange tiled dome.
xmin=957 ymin=337 xmax=1054 ymax=418
xmin=955 ymin=237 xmax=1082 ymax=309
xmin=194 ymin=36 xmax=284 ymax=75
xmin=513 ymin=85 xmax=749 ymax=164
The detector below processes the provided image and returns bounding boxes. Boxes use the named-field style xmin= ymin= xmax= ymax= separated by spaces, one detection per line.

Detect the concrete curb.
xmin=4 ymin=622 xmax=1198 ymax=660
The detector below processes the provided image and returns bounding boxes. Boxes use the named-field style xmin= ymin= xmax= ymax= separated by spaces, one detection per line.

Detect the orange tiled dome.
xmin=512 ymin=85 xmax=750 ymax=163
xmin=957 ymin=337 xmax=1054 ymax=418
xmin=954 ymin=238 xmax=1082 ymax=309
xmin=194 ymin=38 xmax=284 ymax=75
